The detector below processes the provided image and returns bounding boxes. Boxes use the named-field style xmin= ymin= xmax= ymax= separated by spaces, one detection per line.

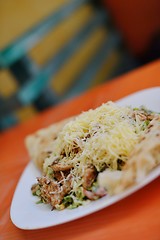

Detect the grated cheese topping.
xmin=43 ymin=101 xmax=147 ymax=193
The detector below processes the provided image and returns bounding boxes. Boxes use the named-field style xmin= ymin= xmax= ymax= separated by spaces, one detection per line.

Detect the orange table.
xmin=0 ymin=60 xmax=160 ymax=240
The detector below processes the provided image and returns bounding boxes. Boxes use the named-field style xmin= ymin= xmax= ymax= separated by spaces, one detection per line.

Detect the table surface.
xmin=0 ymin=60 xmax=160 ymax=240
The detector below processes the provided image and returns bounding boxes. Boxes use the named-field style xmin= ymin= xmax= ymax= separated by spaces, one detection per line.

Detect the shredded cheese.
xmin=43 ymin=101 xmax=146 ymax=193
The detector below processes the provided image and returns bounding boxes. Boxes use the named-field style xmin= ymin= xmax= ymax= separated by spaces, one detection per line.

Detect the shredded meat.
xmin=53 ymin=170 xmax=71 ymax=181
xmin=83 ymin=165 xmax=97 ymax=189
xmin=72 ymin=147 xmax=81 ymax=154
xmin=83 ymin=187 xmax=107 ymax=200
xmin=36 ymin=174 xmax=72 ymax=208
xmin=133 ymin=110 xmax=155 ymax=122
xmin=50 ymin=163 xmax=73 ymax=172
xmin=48 ymin=161 xmax=73 ymax=181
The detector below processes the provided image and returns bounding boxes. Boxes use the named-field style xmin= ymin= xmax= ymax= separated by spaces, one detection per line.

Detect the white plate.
xmin=10 ymin=87 xmax=160 ymax=230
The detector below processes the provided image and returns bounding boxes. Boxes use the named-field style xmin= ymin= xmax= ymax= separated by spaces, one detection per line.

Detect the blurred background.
xmin=0 ymin=0 xmax=159 ymax=131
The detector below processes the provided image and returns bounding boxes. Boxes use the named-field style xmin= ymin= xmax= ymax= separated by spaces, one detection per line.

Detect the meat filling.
xmin=82 ymin=165 xmax=97 ymax=189
xmin=32 ymin=174 xmax=72 ymax=208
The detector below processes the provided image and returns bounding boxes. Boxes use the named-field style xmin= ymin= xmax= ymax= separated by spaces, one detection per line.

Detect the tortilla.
xmin=25 ymin=117 xmax=74 ymax=170
xmin=98 ymin=117 xmax=160 ymax=194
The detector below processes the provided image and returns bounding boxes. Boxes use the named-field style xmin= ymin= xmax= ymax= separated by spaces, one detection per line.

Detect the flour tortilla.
xmin=25 ymin=117 xmax=74 ymax=170
xmin=98 ymin=117 xmax=160 ymax=194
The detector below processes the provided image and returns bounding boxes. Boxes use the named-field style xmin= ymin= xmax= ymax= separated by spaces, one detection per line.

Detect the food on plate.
xmin=25 ymin=101 xmax=160 ymax=210
xmin=25 ymin=117 xmax=74 ymax=170
xmin=98 ymin=117 xmax=160 ymax=194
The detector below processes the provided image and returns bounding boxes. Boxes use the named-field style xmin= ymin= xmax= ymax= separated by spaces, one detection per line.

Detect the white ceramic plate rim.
xmin=10 ymin=87 xmax=160 ymax=230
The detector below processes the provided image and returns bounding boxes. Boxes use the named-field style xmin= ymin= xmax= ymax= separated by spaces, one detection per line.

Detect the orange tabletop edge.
xmin=0 ymin=60 xmax=160 ymax=240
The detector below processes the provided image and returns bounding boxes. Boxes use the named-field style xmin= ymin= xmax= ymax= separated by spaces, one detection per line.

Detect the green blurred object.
xmin=0 ymin=0 xmax=137 ymax=131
